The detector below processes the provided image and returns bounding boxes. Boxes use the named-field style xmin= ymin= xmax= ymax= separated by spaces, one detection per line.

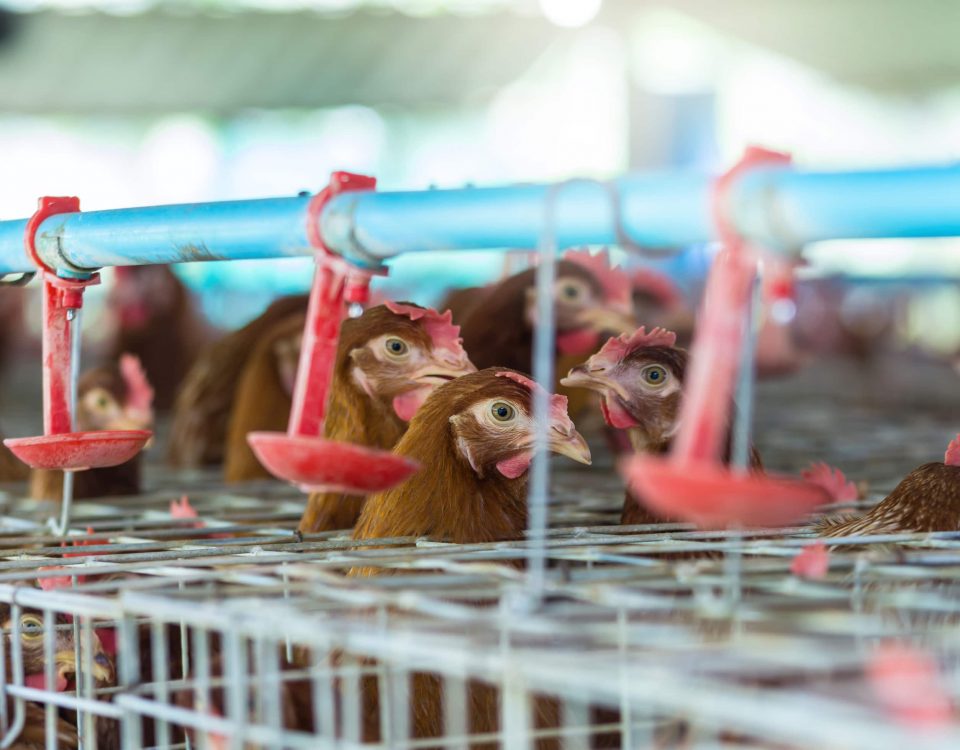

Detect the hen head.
xmin=414 ymin=368 xmax=592 ymax=479
xmin=1 ymin=606 xmax=113 ymax=686
xmin=561 ymin=326 xmax=685 ymax=451
xmin=340 ymin=302 xmax=476 ymax=421
xmin=109 ymin=265 xmax=182 ymax=329
xmin=509 ymin=250 xmax=635 ymax=357
xmin=77 ymin=354 xmax=155 ymax=433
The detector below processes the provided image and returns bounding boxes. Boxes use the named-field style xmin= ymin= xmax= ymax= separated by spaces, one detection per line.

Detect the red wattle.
xmin=556 ymin=329 xmax=600 ymax=356
xmin=600 ymin=397 xmax=638 ymax=429
xmin=392 ymin=387 xmax=432 ymax=422
xmin=496 ymin=452 xmax=532 ymax=479
xmin=25 ymin=673 xmax=68 ymax=692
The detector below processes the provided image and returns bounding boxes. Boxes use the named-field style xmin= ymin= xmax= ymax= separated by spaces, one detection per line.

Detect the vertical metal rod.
xmin=43 ymin=610 xmax=56 ymax=750
xmin=616 ymin=607 xmax=632 ymax=749
xmin=194 ymin=627 xmax=211 ymax=750
xmin=151 ymin=620 xmax=171 ymax=749
xmin=281 ymin=565 xmax=293 ymax=664
xmin=258 ymin=638 xmax=282 ymax=750
xmin=72 ymin=614 xmax=83 ymax=750
xmin=500 ymin=671 xmax=529 ymax=750
xmin=340 ymin=653 xmax=361 ymax=746
xmin=80 ymin=618 xmax=96 ymax=750
xmin=178 ymin=581 xmax=192 ymax=750
xmin=0 ymin=608 xmax=8 ymax=736
xmin=375 ymin=604 xmax=391 ymax=742
xmin=51 ymin=306 xmax=82 ymax=537
xmin=726 ymin=264 xmax=761 ymax=626
xmin=731 ymin=266 xmax=762 ymax=470
xmin=525 ymin=181 xmax=569 ymax=605
xmin=442 ymin=672 xmax=468 ymax=750
xmin=118 ymin=614 xmax=142 ymax=750
xmin=223 ymin=629 xmax=246 ymax=750
xmin=388 ymin=666 xmax=410 ymax=747
xmin=311 ymin=644 xmax=336 ymax=743
xmin=0 ymin=604 xmax=25 ymax=750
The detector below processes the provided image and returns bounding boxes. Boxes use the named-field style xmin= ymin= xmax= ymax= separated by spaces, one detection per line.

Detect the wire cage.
xmin=0 ymin=420 xmax=960 ymax=750
xmin=0 ymin=163 xmax=959 ymax=749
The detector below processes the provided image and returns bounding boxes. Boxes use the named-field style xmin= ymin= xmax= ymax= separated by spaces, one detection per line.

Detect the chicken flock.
xmin=0 ymin=249 xmax=958 ymax=748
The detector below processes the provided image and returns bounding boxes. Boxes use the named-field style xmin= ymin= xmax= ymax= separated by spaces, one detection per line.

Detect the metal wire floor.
xmin=0 ymin=354 xmax=957 ymax=749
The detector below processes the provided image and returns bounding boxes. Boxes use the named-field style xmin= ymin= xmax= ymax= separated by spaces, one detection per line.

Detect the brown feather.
xmin=437 ymin=284 xmax=487 ymax=324
xmin=819 ymin=462 xmax=960 ymax=537
xmin=167 ymin=294 xmax=308 ymax=468
xmin=0 ymin=435 xmax=28 ymax=482
xmin=298 ymin=307 xmax=434 ymax=534
xmin=223 ymin=312 xmax=305 ymax=483
xmin=456 ymin=261 xmax=603 ymax=372
xmin=348 ymin=368 xmax=561 ymax=747
xmin=351 ymin=369 xmax=537 ymax=549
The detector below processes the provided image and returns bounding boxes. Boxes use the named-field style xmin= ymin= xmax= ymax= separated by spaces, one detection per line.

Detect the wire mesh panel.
xmin=0 ymin=358 xmax=956 ymax=748
xmin=0 ymin=496 xmax=959 ymax=748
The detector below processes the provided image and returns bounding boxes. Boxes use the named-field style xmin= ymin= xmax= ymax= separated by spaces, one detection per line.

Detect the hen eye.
xmin=559 ymin=283 xmax=582 ymax=301
xmin=490 ymin=402 xmax=516 ymax=422
xmin=96 ymin=396 xmax=110 ymax=410
xmin=20 ymin=616 xmax=43 ymax=640
xmin=384 ymin=338 xmax=408 ymax=357
xmin=640 ymin=365 xmax=668 ymax=387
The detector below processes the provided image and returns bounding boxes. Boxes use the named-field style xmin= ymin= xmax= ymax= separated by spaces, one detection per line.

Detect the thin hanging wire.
xmin=525 ymin=179 xmax=601 ymax=606
xmin=731 ymin=263 xmax=762 ymax=470
xmin=726 ymin=261 xmax=762 ymax=626
xmin=49 ymin=305 xmax=82 ymax=537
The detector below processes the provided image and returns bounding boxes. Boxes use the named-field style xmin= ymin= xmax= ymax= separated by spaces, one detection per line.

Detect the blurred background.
xmin=1 ymin=0 xmax=960 ymax=368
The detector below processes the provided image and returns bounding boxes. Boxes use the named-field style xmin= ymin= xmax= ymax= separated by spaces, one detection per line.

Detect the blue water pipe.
xmin=1 ymin=164 xmax=960 ymax=278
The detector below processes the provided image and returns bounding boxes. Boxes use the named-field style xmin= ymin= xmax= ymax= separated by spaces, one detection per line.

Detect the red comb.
xmin=945 ymin=434 xmax=960 ymax=466
xmin=790 ymin=541 xmax=830 ymax=580
xmin=119 ymin=354 xmax=154 ymax=418
xmin=562 ymin=248 xmax=632 ymax=313
xmin=632 ymin=268 xmax=684 ymax=309
xmin=801 ymin=463 xmax=858 ymax=502
xmin=495 ymin=371 xmax=571 ymax=425
xmin=384 ymin=302 xmax=466 ymax=355
xmin=170 ymin=495 xmax=199 ymax=520
xmin=170 ymin=496 xmax=230 ymax=538
xmin=589 ymin=326 xmax=678 ymax=369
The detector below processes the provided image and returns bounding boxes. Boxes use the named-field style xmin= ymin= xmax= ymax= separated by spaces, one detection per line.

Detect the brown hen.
xmin=0 ymin=603 xmax=114 ymax=749
xmin=820 ymin=435 xmax=960 ymax=537
xmin=108 ymin=265 xmax=209 ymax=412
xmin=298 ymin=302 xmax=475 ymax=534
xmin=349 ymin=368 xmax=590 ymax=748
xmin=167 ymin=294 xmax=308 ymax=468
xmin=561 ymin=326 xmax=762 ymax=525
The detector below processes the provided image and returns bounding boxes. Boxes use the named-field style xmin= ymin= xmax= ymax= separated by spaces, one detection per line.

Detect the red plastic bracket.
xmin=305 ymin=171 xmax=377 ymax=253
xmin=620 ymin=147 xmax=828 ymax=529
xmin=306 ymin=171 xmax=383 ymax=305
xmin=711 ymin=146 xmax=792 ymax=252
xmin=248 ymin=172 xmax=419 ymax=495
xmin=4 ymin=196 xmax=151 ymax=472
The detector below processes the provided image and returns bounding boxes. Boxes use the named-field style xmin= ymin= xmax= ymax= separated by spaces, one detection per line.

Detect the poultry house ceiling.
xmin=0 ymin=0 xmax=955 ymax=114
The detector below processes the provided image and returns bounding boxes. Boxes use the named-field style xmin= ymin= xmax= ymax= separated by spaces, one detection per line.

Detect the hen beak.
xmin=575 ymin=307 xmax=636 ymax=337
xmin=55 ymin=646 xmax=114 ymax=684
xmin=560 ymin=364 xmax=628 ymax=401
xmin=412 ymin=351 xmax=477 ymax=384
xmin=548 ymin=425 xmax=592 ymax=466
